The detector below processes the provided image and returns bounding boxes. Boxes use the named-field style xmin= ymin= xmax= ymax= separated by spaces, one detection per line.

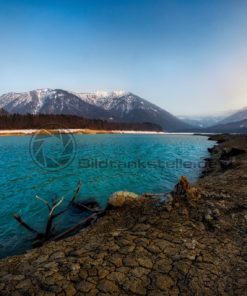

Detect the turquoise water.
xmin=0 ymin=134 xmax=211 ymax=258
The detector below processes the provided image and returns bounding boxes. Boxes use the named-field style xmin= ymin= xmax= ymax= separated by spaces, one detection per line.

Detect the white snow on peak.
xmin=35 ymin=88 xmax=52 ymax=92
xmin=74 ymin=90 xmax=133 ymax=111
xmin=94 ymin=90 xmax=128 ymax=98
xmin=75 ymin=90 xmax=129 ymax=100
xmin=0 ymin=91 xmax=31 ymax=108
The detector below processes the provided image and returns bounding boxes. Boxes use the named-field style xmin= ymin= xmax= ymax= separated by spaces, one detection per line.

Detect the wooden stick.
xmin=35 ymin=195 xmax=51 ymax=211
xmin=49 ymin=197 xmax=64 ymax=217
xmin=13 ymin=214 xmax=40 ymax=234
xmin=70 ymin=180 xmax=83 ymax=204
xmin=53 ymin=213 xmax=97 ymax=241
xmin=45 ymin=197 xmax=64 ymax=239
xmin=73 ymin=202 xmax=96 ymax=212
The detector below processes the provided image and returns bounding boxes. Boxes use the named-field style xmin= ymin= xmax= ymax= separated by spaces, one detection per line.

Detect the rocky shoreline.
xmin=0 ymin=134 xmax=246 ymax=295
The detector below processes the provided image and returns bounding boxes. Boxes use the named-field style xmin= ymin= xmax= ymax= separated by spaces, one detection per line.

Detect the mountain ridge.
xmin=206 ymin=118 xmax=247 ymax=133
xmin=0 ymin=89 xmax=191 ymax=132
xmin=217 ymin=106 xmax=247 ymax=125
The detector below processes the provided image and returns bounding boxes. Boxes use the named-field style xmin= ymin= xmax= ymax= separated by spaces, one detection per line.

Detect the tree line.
xmin=0 ymin=113 xmax=162 ymax=131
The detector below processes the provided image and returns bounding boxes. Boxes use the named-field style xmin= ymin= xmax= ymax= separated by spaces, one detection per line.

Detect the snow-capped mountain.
xmin=75 ymin=91 xmax=191 ymax=131
xmin=0 ymin=89 xmax=191 ymax=131
xmin=0 ymin=89 xmax=109 ymax=118
xmin=77 ymin=91 xmax=161 ymax=115
xmin=74 ymin=90 xmax=133 ymax=113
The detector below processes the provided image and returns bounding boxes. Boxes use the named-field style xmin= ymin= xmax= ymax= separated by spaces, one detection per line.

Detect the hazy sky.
xmin=0 ymin=0 xmax=247 ymax=116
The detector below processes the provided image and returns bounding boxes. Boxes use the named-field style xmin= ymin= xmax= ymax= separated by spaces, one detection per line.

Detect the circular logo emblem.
xmin=30 ymin=124 xmax=76 ymax=171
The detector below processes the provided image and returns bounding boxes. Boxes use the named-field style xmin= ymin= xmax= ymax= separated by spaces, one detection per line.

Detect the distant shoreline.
xmin=0 ymin=129 xmax=167 ymax=136
xmin=0 ymin=129 xmax=220 ymax=137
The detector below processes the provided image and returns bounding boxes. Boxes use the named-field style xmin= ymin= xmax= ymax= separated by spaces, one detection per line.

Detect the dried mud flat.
xmin=0 ymin=135 xmax=246 ymax=296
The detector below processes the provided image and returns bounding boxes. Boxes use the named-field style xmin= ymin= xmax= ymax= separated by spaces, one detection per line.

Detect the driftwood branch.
xmin=70 ymin=180 xmax=83 ymax=205
xmin=45 ymin=197 xmax=64 ymax=239
xmin=49 ymin=181 xmax=83 ymax=219
xmin=13 ymin=214 xmax=40 ymax=235
xmin=73 ymin=202 xmax=97 ymax=213
xmin=13 ymin=180 xmax=103 ymax=248
xmin=35 ymin=195 xmax=51 ymax=211
xmin=54 ymin=213 xmax=97 ymax=241
xmin=52 ymin=208 xmax=68 ymax=219
xmin=50 ymin=197 xmax=64 ymax=217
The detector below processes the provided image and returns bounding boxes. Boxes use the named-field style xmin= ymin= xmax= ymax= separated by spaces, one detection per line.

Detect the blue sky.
xmin=0 ymin=0 xmax=247 ymax=115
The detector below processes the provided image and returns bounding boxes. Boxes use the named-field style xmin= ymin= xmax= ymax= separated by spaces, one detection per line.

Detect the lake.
xmin=0 ymin=134 xmax=212 ymax=258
